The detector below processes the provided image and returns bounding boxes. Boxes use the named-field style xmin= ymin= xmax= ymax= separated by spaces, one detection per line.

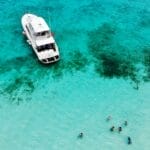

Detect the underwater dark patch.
xmin=94 ymin=52 xmax=136 ymax=79
xmin=3 ymin=76 xmax=35 ymax=104
xmin=142 ymin=48 xmax=150 ymax=82
xmin=4 ymin=76 xmax=35 ymax=94
xmin=0 ymin=55 xmax=36 ymax=74
xmin=50 ymin=60 xmax=65 ymax=78
xmin=38 ymin=50 xmax=88 ymax=77
xmin=87 ymin=23 xmax=141 ymax=84
xmin=0 ymin=50 xmax=89 ymax=102
xmin=66 ymin=51 xmax=88 ymax=71
xmin=51 ymin=50 xmax=88 ymax=78
xmin=138 ymin=8 xmax=150 ymax=28
xmin=88 ymin=23 xmax=116 ymax=58
xmin=0 ymin=55 xmax=37 ymax=104
xmin=140 ymin=17 xmax=150 ymax=28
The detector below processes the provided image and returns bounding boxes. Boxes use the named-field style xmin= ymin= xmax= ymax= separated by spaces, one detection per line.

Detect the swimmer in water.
xmin=127 ymin=136 xmax=132 ymax=145
xmin=78 ymin=132 xmax=83 ymax=138
xmin=124 ymin=121 xmax=128 ymax=126
xmin=118 ymin=127 xmax=122 ymax=133
xmin=110 ymin=126 xmax=115 ymax=132
xmin=106 ymin=115 xmax=112 ymax=121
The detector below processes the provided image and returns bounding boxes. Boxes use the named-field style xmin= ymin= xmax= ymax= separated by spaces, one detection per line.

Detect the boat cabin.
xmin=37 ymin=43 xmax=56 ymax=52
xmin=26 ymin=17 xmax=51 ymax=38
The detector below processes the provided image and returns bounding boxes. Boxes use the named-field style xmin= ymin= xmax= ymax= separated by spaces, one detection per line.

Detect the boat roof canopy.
xmin=36 ymin=37 xmax=55 ymax=46
xmin=30 ymin=17 xmax=50 ymax=33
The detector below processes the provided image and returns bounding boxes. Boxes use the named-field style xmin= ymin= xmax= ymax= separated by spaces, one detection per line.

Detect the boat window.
xmin=41 ymin=32 xmax=46 ymax=36
xmin=37 ymin=43 xmax=55 ymax=52
xmin=29 ymin=24 xmax=34 ymax=33
xmin=36 ymin=32 xmax=41 ymax=36
xmin=36 ymin=31 xmax=49 ymax=36
xmin=37 ymin=45 xmax=45 ymax=52
xmin=26 ymin=25 xmax=33 ymax=37
xmin=46 ymin=43 xmax=55 ymax=49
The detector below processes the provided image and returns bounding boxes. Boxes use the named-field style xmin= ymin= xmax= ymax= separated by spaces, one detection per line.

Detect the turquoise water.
xmin=0 ymin=0 xmax=150 ymax=149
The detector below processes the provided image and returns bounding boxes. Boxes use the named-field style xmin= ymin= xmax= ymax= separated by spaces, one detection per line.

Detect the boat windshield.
xmin=36 ymin=31 xmax=50 ymax=36
xmin=37 ymin=43 xmax=55 ymax=52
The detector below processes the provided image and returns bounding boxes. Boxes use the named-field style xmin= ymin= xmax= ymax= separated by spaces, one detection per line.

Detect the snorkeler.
xmin=124 ymin=121 xmax=128 ymax=126
xmin=110 ymin=126 xmax=115 ymax=132
xmin=118 ymin=127 xmax=122 ymax=133
xmin=127 ymin=136 xmax=132 ymax=145
xmin=78 ymin=132 xmax=84 ymax=138
xmin=106 ymin=115 xmax=112 ymax=121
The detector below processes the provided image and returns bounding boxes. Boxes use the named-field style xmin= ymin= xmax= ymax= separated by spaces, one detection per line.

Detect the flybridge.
xmin=36 ymin=38 xmax=55 ymax=46
xmin=30 ymin=17 xmax=50 ymax=33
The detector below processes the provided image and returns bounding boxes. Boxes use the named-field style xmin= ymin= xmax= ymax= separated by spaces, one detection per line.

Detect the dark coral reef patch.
xmin=3 ymin=76 xmax=35 ymax=105
xmin=138 ymin=9 xmax=150 ymax=28
xmin=88 ymin=23 xmax=116 ymax=54
xmin=95 ymin=52 xmax=136 ymax=79
xmin=66 ymin=50 xmax=88 ymax=71
xmin=87 ymin=23 xmax=139 ymax=82
xmin=142 ymin=47 xmax=150 ymax=82
xmin=50 ymin=50 xmax=88 ymax=78
xmin=140 ymin=17 xmax=150 ymax=28
xmin=0 ymin=50 xmax=89 ymax=103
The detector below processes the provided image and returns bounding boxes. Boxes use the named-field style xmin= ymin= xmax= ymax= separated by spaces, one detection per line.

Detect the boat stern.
xmin=41 ymin=55 xmax=60 ymax=64
xmin=38 ymin=50 xmax=60 ymax=64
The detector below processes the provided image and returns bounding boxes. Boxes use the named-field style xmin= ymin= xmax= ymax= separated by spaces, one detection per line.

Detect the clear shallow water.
xmin=0 ymin=0 xmax=150 ymax=149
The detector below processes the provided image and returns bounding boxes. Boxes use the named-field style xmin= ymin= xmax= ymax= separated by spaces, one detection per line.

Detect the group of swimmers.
xmin=77 ymin=116 xmax=132 ymax=145
xmin=107 ymin=116 xmax=132 ymax=145
xmin=109 ymin=121 xmax=127 ymax=132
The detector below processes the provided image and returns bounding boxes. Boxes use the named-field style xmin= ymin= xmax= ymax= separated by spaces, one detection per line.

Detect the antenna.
xmin=48 ymin=7 xmax=51 ymax=26
xmin=47 ymin=7 xmax=53 ymax=36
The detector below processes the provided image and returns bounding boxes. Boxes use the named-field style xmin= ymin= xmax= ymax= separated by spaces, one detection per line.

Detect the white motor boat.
xmin=21 ymin=14 xmax=60 ymax=64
